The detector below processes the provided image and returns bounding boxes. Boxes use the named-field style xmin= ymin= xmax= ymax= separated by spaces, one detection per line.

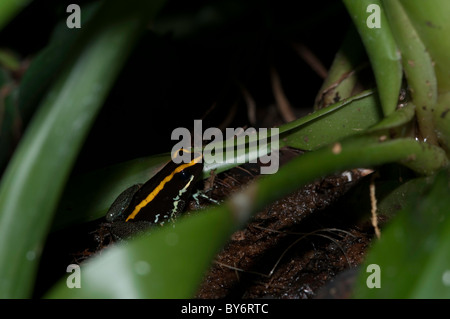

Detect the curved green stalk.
xmin=400 ymin=0 xmax=450 ymax=93
xmin=314 ymin=26 xmax=366 ymax=110
xmin=368 ymin=102 xmax=415 ymax=132
xmin=398 ymin=0 xmax=450 ymax=153
xmin=343 ymin=0 xmax=402 ymax=116
xmin=434 ymin=92 xmax=450 ymax=155
xmin=254 ymin=135 xmax=447 ymax=210
xmin=383 ymin=0 xmax=438 ymax=144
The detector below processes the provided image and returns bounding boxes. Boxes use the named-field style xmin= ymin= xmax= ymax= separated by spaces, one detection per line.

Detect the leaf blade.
xmin=0 ymin=0 xmax=166 ymax=298
xmin=343 ymin=0 xmax=402 ymax=116
xmin=353 ymin=170 xmax=450 ymax=298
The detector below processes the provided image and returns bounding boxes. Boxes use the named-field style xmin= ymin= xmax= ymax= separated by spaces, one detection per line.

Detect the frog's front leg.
xmin=105 ymin=184 xmax=142 ymax=222
xmin=110 ymin=220 xmax=153 ymax=241
xmin=192 ymin=189 xmax=221 ymax=207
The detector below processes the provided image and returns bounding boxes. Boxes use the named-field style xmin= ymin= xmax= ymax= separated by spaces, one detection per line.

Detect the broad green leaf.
xmin=353 ymin=169 xmax=450 ymax=298
xmin=46 ymin=204 xmax=236 ymax=298
xmin=343 ymin=0 xmax=402 ymax=116
xmin=0 ymin=0 xmax=166 ymax=298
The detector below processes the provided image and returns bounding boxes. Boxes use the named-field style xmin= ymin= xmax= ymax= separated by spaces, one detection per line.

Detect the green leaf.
xmin=0 ymin=0 xmax=32 ymax=32
xmin=340 ymin=172 xmax=435 ymax=223
xmin=343 ymin=0 xmax=402 ymax=116
xmin=375 ymin=175 xmax=433 ymax=218
xmin=434 ymin=92 xmax=450 ymax=155
xmin=0 ymin=0 xmax=166 ymax=298
xmin=314 ymin=26 xmax=366 ymax=110
xmin=52 ymin=155 xmax=169 ymax=231
xmin=185 ymin=90 xmax=382 ymax=176
xmin=46 ymin=204 xmax=236 ymax=298
xmin=281 ymin=90 xmax=383 ymax=150
xmin=400 ymin=0 xmax=450 ymax=92
xmin=367 ymin=101 xmax=415 ymax=132
xmin=254 ymin=135 xmax=447 ymax=213
xmin=383 ymin=0 xmax=438 ymax=144
xmin=353 ymin=169 xmax=450 ymax=298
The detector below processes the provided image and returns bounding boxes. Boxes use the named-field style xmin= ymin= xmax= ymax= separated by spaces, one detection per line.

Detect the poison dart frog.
xmin=105 ymin=148 xmax=204 ymax=240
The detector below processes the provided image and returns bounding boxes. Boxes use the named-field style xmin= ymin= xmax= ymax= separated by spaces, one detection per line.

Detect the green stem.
xmin=343 ymin=0 xmax=402 ymax=116
xmin=253 ymin=135 xmax=447 ymax=215
xmin=383 ymin=0 xmax=438 ymax=144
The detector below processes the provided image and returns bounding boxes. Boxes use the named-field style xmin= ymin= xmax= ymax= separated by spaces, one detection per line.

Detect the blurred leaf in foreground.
xmin=0 ymin=0 xmax=166 ymax=298
xmin=353 ymin=169 xmax=450 ymax=298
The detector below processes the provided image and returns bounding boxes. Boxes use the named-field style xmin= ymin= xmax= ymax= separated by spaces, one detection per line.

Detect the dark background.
xmin=1 ymin=0 xmax=350 ymax=174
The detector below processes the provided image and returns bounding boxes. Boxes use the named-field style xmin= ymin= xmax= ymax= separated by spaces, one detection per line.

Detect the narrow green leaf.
xmin=343 ymin=0 xmax=402 ymax=116
xmin=367 ymin=101 xmax=415 ymax=132
xmin=281 ymin=90 xmax=383 ymax=150
xmin=353 ymin=169 xmax=450 ymax=298
xmin=314 ymin=26 xmax=366 ymax=110
xmin=434 ymin=92 xmax=450 ymax=156
xmin=383 ymin=0 xmax=438 ymax=144
xmin=0 ymin=0 xmax=32 ymax=32
xmin=188 ymin=90 xmax=381 ymax=175
xmin=400 ymin=0 xmax=450 ymax=92
xmin=0 ymin=0 xmax=166 ymax=298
